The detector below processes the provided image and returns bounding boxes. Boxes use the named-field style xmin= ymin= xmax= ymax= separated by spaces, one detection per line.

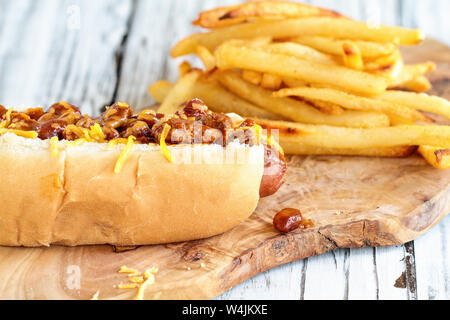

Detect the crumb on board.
xmin=116 ymin=265 xmax=159 ymax=300
xmin=90 ymin=290 xmax=100 ymax=300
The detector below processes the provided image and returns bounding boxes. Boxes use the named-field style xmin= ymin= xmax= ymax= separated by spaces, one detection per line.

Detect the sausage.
xmin=259 ymin=142 xmax=287 ymax=198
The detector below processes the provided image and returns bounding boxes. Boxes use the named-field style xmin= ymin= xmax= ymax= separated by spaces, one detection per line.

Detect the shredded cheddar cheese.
xmin=107 ymin=138 xmax=128 ymax=149
xmin=0 ymin=108 xmax=13 ymax=128
xmin=267 ymin=135 xmax=273 ymax=147
xmin=116 ymin=265 xmax=158 ymax=300
xmin=5 ymin=108 xmax=13 ymax=119
xmin=128 ymin=272 xmax=142 ymax=277
xmin=117 ymin=102 xmax=129 ymax=107
xmin=114 ymin=136 xmax=136 ymax=173
xmin=0 ymin=128 xmax=38 ymax=139
xmin=159 ymin=124 xmax=173 ymax=162
xmin=118 ymin=266 xmax=139 ymax=274
xmin=252 ymin=124 xmax=262 ymax=145
xmin=65 ymin=125 xmax=92 ymax=141
xmin=59 ymin=101 xmax=71 ymax=108
xmin=266 ymin=135 xmax=284 ymax=156
xmin=118 ymin=283 xmax=138 ymax=289
xmin=135 ymin=269 xmax=156 ymax=300
xmin=89 ymin=123 xmax=105 ymax=142
xmin=50 ymin=136 xmax=59 ymax=156
xmin=65 ymin=123 xmax=106 ymax=143
xmin=129 ymin=276 xmax=144 ymax=284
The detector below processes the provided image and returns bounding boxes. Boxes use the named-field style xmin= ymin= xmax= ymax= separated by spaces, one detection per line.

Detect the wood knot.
xmin=183 ymin=248 xmax=204 ymax=262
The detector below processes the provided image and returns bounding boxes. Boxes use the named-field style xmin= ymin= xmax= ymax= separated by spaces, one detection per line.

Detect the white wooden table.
xmin=0 ymin=0 xmax=448 ymax=300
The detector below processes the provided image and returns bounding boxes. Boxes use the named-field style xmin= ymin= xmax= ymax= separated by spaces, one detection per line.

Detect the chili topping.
xmin=0 ymin=99 xmax=260 ymax=146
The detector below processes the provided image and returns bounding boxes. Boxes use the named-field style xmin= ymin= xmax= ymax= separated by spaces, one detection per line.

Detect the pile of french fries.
xmin=149 ymin=1 xmax=450 ymax=169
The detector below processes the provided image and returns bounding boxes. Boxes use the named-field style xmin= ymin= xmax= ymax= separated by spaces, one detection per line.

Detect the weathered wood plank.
xmin=375 ymin=246 xmax=409 ymax=299
xmin=115 ymin=0 xmax=250 ymax=108
xmin=415 ymin=216 xmax=450 ymax=299
xmin=346 ymin=247 xmax=378 ymax=300
xmin=116 ymin=0 xmax=196 ymax=107
xmin=217 ymin=260 xmax=304 ymax=300
xmin=300 ymin=249 xmax=349 ymax=300
xmin=0 ymin=0 xmax=133 ymax=115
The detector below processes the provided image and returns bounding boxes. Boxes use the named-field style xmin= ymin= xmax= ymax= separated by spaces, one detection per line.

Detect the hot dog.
xmin=0 ymin=99 xmax=286 ymax=246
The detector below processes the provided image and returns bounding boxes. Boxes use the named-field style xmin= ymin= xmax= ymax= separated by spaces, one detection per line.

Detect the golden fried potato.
xmin=193 ymin=1 xmax=344 ymax=29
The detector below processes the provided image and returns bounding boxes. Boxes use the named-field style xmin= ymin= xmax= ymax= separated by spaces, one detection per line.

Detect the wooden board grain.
xmin=0 ymin=40 xmax=449 ymax=300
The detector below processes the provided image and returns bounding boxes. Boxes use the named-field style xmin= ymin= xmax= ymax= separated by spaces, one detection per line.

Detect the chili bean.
xmin=273 ymin=208 xmax=310 ymax=233
xmin=38 ymin=119 xmax=67 ymax=139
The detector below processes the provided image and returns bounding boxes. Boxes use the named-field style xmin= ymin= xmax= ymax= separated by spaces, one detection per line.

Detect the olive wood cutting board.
xmin=0 ymin=40 xmax=449 ymax=300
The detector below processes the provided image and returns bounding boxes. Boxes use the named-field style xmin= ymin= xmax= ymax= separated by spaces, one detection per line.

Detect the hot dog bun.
xmin=0 ymin=133 xmax=264 ymax=246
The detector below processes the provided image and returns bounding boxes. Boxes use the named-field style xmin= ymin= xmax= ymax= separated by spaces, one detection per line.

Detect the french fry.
xmin=218 ymin=70 xmax=390 ymax=128
xmin=282 ymin=77 xmax=310 ymax=88
xmin=281 ymin=77 xmax=337 ymax=90
xmin=191 ymin=79 xmax=282 ymax=119
xmin=196 ymin=45 xmax=216 ymax=71
xmin=377 ymin=91 xmax=450 ymax=120
xmin=157 ymin=70 xmax=201 ymax=114
xmin=172 ymin=18 xmax=424 ymax=57
xmin=254 ymin=118 xmax=450 ymax=149
xmin=418 ymin=146 xmax=450 ymax=170
xmin=242 ymin=69 xmax=263 ymax=85
xmin=151 ymin=2 xmax=450 ymax=169
xmin=192 ymin=1 xmax=344 ymax=29
xmin=151 ymin=75 xmax=283 ymax=119
xmin=178 ymin=61 xmax=192 ymax=76
xmin=364 ymin=50 xmax=401 ymax=70
xmin=400 ymin=76 xmax=432 ymax=93
xmin=388 ymin=114 xmax=417 ymax=126
xmin=364 ymin=50 xmax=404 ymax=82
xmin=215 ymin=42 xmax=388 ymax=95
xmin=245 ymin=36 xmax=273 ymax=47
xmin=280 ymin=141 xmax=417 ymax=158
xmin=263 ymin=42 xmax=338 ymax=65
xmin=273 ymin=77 xmax=346 ymax=114
xmin=388 ymin=62 xmax=436 ymax=87
xmin=150 ymin=76 xmax=281 ymax=119
xmin=149 ymin=80 xmax=174 ymax=104
xmin=307 ymin=99 xmax=344 ymax=115
xmin=342 ymin=42 xmax=364 ymax=70
xmin=260 ymin=73 xmax=282 ymax=90
xmin=292 ymin=36 xmax=396 ymax=58
xmin=273 ymin=87 xmax=430 ymax=122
